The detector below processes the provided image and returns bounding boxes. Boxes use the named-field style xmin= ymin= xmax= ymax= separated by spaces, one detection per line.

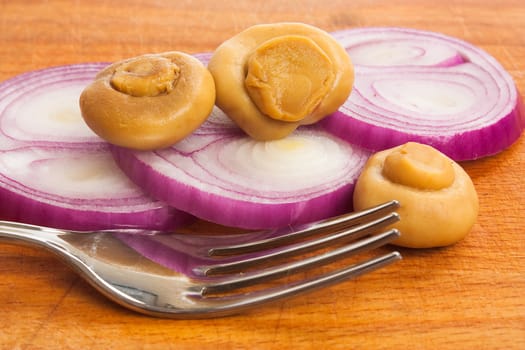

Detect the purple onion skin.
xmin=0 ymin=177 xmax=194 ymax=231
xmin=322 ymin=98 xmax=525 ymax=161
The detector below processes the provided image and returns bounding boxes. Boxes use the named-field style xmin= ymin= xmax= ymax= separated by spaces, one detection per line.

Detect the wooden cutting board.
xmin=0 ymin=1 xmax=524 ymax=349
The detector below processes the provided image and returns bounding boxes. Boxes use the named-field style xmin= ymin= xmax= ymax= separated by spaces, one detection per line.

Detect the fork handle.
xmin=0 ymin=220 xmax=77 ymax=261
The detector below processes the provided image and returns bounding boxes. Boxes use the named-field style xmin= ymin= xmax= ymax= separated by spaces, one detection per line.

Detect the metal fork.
xmin=0 ymin=200 xmax=401 ymax=319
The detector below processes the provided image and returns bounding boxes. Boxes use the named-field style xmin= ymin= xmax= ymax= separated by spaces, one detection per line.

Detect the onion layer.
xmin=0 ymin=64 xmax=191 ymax=230
xmin=322 ymin=27 xmax=525 ymax=161
xmin=112 ymin=107 xmax=370 ymax=230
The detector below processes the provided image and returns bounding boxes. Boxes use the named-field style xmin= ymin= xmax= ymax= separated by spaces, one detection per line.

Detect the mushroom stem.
xmin=110 ymin=56 xmax=180 ymax=97
xmin=244 ymin=35 xmax=334 ymax=122
xmin=382 ymin=142 xmax=455 ymax=190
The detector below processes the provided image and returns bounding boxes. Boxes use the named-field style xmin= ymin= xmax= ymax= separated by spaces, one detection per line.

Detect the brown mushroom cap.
xmin=79 ymin=51 xmax=215 ymax=150
xmin=208 ymin=22 xmax=354 ymax=141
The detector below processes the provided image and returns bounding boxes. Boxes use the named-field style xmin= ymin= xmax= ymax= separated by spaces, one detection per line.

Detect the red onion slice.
xmin=0 ymin=64 xmax=104 ymax=147
xmin=112 ymin=107 xmax=371 ymax=230
xmin=323 ymin=27 xmax=524 ymax=161
xmin=0 ymin=64 xmax=191 ymax=230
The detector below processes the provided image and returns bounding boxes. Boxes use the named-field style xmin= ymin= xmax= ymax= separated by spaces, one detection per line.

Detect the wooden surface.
xmin=1 ymin=1 xmax=524 ymax=349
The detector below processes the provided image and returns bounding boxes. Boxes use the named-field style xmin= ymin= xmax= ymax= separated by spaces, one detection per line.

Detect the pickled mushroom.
xmin=80 ymin=51 xmax=215 ymax=150
xmin=353 ymin=142 xmax=479 ymax=248
xmin=208 ymin=22 xmax=354 ymax=140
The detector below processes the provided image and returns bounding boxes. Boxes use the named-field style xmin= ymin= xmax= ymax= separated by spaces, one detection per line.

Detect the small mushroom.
xmin=208 ymin=22 xmax=354 ymax=140
xmin=80 ymin=51 xmax=215 ymax=150
xmin=353 ymin=142 xmax=479 ymax=248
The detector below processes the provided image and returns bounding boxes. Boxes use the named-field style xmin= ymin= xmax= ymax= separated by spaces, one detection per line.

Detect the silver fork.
xmin=0 ymin=200 xmax=401 ymax=319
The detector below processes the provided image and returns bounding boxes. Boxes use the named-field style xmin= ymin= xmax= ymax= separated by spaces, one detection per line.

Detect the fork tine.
xmin=207 ymin=200 xmax=400 ymax=257
xmin=188 ymin=251 xmax=402 ymax=315
xmin=197 ymin=212 xmax=400 ymax=276
xmin=194 ymin=229 xmax=400 ymax=296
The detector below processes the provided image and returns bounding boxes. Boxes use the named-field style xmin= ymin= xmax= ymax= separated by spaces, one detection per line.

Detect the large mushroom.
xmin=80 ymin=51 xmax=215 ymax=150
xmin=208 ymin=22 xmax=354 ymax=140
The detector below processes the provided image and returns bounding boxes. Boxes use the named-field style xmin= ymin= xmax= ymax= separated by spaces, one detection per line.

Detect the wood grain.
xmin=0 ymin=1 xmax=524 ymax=349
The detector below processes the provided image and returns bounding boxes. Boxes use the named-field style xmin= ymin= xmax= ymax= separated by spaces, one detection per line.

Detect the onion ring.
xmin=322 ymin=27 xmax=524 ymax=160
